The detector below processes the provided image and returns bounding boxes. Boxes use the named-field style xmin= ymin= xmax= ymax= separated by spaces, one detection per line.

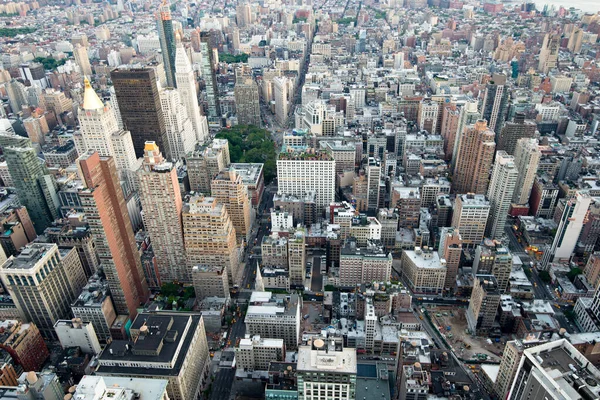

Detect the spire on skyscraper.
xmin=82 ymin=78 xmax=105 ymax=111
xmin=255 ymin=262 xmax=264 ymax=292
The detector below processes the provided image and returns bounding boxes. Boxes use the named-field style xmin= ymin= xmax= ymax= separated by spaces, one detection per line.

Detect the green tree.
xmin=160 ymin=282 xmax=180 ymax=297
xmin=538 ymin=270 xmax=551 ymax=283
xmin=567 ymin=267 xmax=583 ymax=282
xmin=0 ymin=27 xmax=36 ymax=37
xmin=219 ymin=53 xmax=249 ymax=63
xmin=34 ymin=57 xmax=66 ymax=71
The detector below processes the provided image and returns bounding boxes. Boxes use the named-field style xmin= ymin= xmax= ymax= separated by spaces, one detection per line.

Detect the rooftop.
xmin=1 ymin=243 xmax=57 ymax=271
xmin=458 ymin=193 xmax=490 ymax=207
xmin=230 ymin=163 xmax=264 ymax=185
xmin=74 ymin=375 xmax=169 ymax=400
xmin=297 ymin=341 xmax=356 ymax=375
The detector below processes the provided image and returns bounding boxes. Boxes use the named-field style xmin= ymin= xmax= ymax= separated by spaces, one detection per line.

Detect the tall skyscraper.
xmin=452 ymin=119 xmax=496 ymax=195
xmin=512 ymin=138 xmax=541 ymax=205
xmin=157 ymin=0 xmax=176 ymax=88
xmin=234 ymin=78 xmax=261 ymax=126
xmin=0 ymin=243 xmax=87 ymax=339
xmin=187 ymin=138 xmax=231 ymax=194
xmin=78 ymin=151 xmax=149 ymax=318
xmin=111 ymin=68 xmax=169 ymax=158
xmin=159 ymin=88 xmax=196 ymax=161
xmin=175 ymin=36 xmax=208 ymax=143
xmin=486 ymin=151 xmax=518 ymax=240
xmin=182 ymin=195 xmax=240 ymax=285
xmin=211 ymin=169 xmax=252 ymax=244
xmin=451 ymin=100 xmax=480 ymax=172
xmin=466 ymin=275 xmax=501 ymax=335
xmin=0 ymin=132 xmax=59 ymax=234
xmin=497 ymin=113 xmax=537 ymax=155
xmin=236 ymin=2 xmax=252 ymax=27
xmin=542 ymin=191 xmax=592 ymax=267
xmin=288 ymin=227 xmax=307 ymax=287
xmin=538 ymin=33 xmax=559 ymax=73
xmin=138 ymin=142 xmax=188 ymax=284
xmin=200 ymin=32 xmax=221 ymax=127
xmin=481 ymin=79 xmax=509 ymax=135
xmin=73 ymin=44 xmax=92 ymax=77
xmin=76 ymin=78 xmax=139 ymax=189
xmin=452 ymin=194 xmax=490 ymax=248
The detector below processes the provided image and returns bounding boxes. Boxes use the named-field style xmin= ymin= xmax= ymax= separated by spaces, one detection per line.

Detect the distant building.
xmin=71 ymin=274 xmax=117 ymax=343
xmin=235 ymin=335 xmax=285 ymax=371
xmin=245 ymin=292 xmax=300 ymax=350
xmin=339 ymin=239 xmax=391 ymax=287
xmin=16 ymin=371 xmax=63 ymax=400
xmin=466 ymin=275 xmax=501 ymax=336
xmin=400 ymin=247 xmax=447 ymax=295
xmin=0 ymin=320 xmax=48 ymax=372
xmin=192 ymin=265 xmax=229 ymax=300
xmin=451 ymin=194 xmax=490 ymax=248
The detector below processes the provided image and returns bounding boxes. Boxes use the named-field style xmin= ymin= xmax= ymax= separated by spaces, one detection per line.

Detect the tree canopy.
xmin=0 ymin=27 xmax=36 ymax=37
xmin=215 ymin=125 xmax=277 ymax=183
xmin=34 ymin=57 xmax=66 ymax=71
xmin=219 ymin=53 xmax=249 ymax=63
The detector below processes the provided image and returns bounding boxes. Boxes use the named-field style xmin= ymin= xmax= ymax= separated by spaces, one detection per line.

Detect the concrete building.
xmin=584 ymin=253 xmax=600 ymax=289
xmin=245 ymin=292 xmax=300 ymax=350
xmin=16 ymin=371 xmax=63 ymax=400
xmin=78 ymin=151 xmax=149 ymax=319
xmin=400 ymin=362 xmax=430 ymax=400
xmin=159 ymin=88 xmax=196 ymax=161
xmin=529 ymin=176 xmax=559 ymax=218
xmin=73 ymin=375 xmax=170 ymax=400
xmin=211 ymin=169 xmax=252 ymax=244
xmin=138 ymin=142 xmax=188 ymax=284
xmin=512 ymin=139 xmax=541 ymax=205
xmin=187 ymin=139 xmax=230 ymax=194
xmin=473 ymin=239 xmax=513 ymax=293
xmin=466 ymin=275 xmax=501 ymax=336
xmin=230 ymin=163 xmax=265 ymax=207
xmin=438 ymin=227 xmax=462 ymax=291
xmin=274 ymin=192 xmax=317 ymax=227
xmin=451 ymin=194 xmax=491 ymax=248
xmin=71 ymin=275 xmax=117 ymax=343
xmin=54 ymin=318 xmax=102 ymax=354
xmin=508 ymin=339 xmax=600 ymax=400
xmin=486 ymin=151 xmax=518 ymax=240
xmin=96 ymin=313 xmax=210 ymax=400
xmin=277 ymin=151 xmax=335 ymax=212
xmin=235 ymin=335 xmax=285 ymax=371
xmin=339 ymin=239 xmax=392 ymax=287
xmin=452 ymin=119 xmax=496 ymax=195
xmin=262 ymin=233 xmax=289 ymax=267
xmin=0 ymin=244 xmax=87 ymax=339
xmin=0 ymin=320 xmax=49 ymax=371
xmin=400 ymin=247 xmax=447 ymax=295
xmin=538 ymin=33 xmax=560 ymax=73
xmin=366 ymin=158 xmax=381 ymax=213
xmin=349 ymin=216 xmax=381 ymax=247
xmin=235 ymin=78 xmax=261 ymax=127
xmin=497 ymin=113 xmax=537 ymax=155
xmin=191 ymin=265 xmax=229 ymax=300
xmin=182 ymin=195 xmax=240 ymax=285
xmin=156 ymin=0 xmax=176 ymax=88
xmin=297 ymin=337 xmax=357 ymax=400
xmin=199 ymin=32 xmax=221 ymax=126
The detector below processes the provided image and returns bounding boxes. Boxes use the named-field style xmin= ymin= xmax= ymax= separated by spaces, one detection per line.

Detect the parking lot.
xmin=426 ymin=305 xmax=503 ymax=362
xmin=301 ymin=301 xmax=328 ymax=333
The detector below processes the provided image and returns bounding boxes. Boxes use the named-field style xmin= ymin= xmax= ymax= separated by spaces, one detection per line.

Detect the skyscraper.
xmin=450 ymin=100 xmax=480 ymax=172
xmin=111 ymin=68 xmax=168 ymax=158
xmin=234 ymin=78 xmax=261 ymax=126
xmin=157 ymin=0 xmax=176 ymax=88
xmin=175 ymin=36 xmax=208 ymax=143
xmin=76 ymin=78 xmax=140 ymax=189
xmin=0 ymin=243 xmax=87 ymax=339
xmin=481 ymin=79 xmax=509 ymax=135
xmin=138 ymin=142 xmax=188 ymax=284
xmin=0 ymin=131 xmax=59 ymax=234
xmin=288 ymin=227 xmax=307 ymax=287
xmin=512 ymin=138 xmax=541 ymax=205
xmin=182 ymin=195 xmax=240 ymax=285
xmin=78 ymin=151 xmax=149 ymax=318
xmin=274 ymin=76 xmax=289 ymax=125
xmin=366 ymin=158 xmax=381 ymax=214
xmin=538 ymin=33 xmax=559 ymax=73
xmin=73 ymin=44 xmax=92 ymax=77
xmin=211 ymin=169 xmax=252 ymax=244
xmin=486 ymin=151 xmax=518 ymax=240
xmin=497 ymin=113 xmax=537 ymax=155
xmin=452 ymin=194 xmax=490 ymax=248
xmin=438 ymin=227 xmax=462 ymax=291
xmin=452 ymin=119 xmax=496 ymax=195
xmin=159 ymin=88 xmax=197 ymax=161
xmin=200 ymin=32 xmax=221 ymax=127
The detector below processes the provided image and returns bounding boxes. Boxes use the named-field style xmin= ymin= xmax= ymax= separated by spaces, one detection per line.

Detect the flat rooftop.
xmin=230 ymin=163 xmax=263 ymax=185
xmin=2 ymin=243 xmax=56 ymax=271
xmin=297 ymin=345 xmax=357 ymax=375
